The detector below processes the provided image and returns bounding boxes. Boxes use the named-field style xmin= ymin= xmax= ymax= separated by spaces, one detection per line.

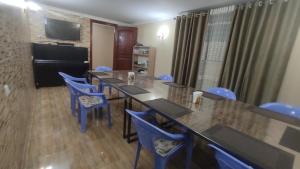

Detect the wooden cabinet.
xmin=132 ymin=46 xmax=156 ymax=76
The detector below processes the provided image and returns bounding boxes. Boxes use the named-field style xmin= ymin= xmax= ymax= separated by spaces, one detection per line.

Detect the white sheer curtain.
xmin=196 ymin=5 xmax=235 ymax=90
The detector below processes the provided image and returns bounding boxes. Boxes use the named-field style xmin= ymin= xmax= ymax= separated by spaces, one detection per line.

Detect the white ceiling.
xmin=33 ymin=0 xmax=247 ymax=25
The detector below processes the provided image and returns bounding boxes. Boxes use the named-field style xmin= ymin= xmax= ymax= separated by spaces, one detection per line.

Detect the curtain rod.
xmin=179 ymin=0 xmax=244 ymax=15
xmin=173 ymin=13 xmax=207 ymax=20
xmin=178 ymin=0 xmax=287 ymax=16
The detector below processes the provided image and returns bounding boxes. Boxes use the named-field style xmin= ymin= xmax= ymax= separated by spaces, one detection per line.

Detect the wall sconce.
xmin=157 ymin=25 xmax=169 ymax=40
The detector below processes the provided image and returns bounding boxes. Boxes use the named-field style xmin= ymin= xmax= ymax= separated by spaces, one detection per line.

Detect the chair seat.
xmin=154 ymin=139 xmax=181 ymax=157
xmin=79 ymin=96 xmax=103 ymax=108
xmin=79 ymin=88 xmax=92 ymax=93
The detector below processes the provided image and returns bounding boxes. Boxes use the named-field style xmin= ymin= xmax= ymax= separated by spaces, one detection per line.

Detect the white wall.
xmin=92 ymin=23 xmax=114 ymax=69
xmin=137 ymin=19 xmax=176 ymax=76
xmin=278 ymin=28 xmax=300 ymax=106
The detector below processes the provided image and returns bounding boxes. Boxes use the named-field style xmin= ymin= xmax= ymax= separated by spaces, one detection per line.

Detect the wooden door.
xmin=114 ymin=27 xmax=137 ymax=70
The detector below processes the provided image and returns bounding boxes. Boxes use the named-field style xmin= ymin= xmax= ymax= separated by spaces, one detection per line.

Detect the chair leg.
xmin=92 ymin=108 xmax=96 ymax=121
xmin=185 ymin=136 xmax=193 ymax=169
xmin=77 ymin=102 xmax=81 ymax=123
xmin=97 ymin=107 xmax=103 ymax=119
xmin=80 ymin=106 xmax=87 ymax=133
xmin=107 ymin=104 xmax=112 ymax=128
xmin=98 ymin=83 xmax=103 ymax=93
xmin=133 ymin=142 xmax=142 ymax=169
xmin=154 ymin=155 xmax=167 ymax=169
xmin=109 ymin=86 xmax=112 ymax=95
xmin=71 ymin=95 xmax=76 ymax=115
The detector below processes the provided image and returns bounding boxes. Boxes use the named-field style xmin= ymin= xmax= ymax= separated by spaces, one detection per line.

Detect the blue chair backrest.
xmin=59 ymin=72 xmax=75 ymax=80
xmin=64 ymin=79 xmax=81 ymax=96
xmin=58 ymin=72 xmax=75 ymax=94
xmin=207 ymin=87 xmax=236 ymax=100
xmin=209 ymin=144 xmax=253 ymax=169
xmin=127 ymin=110 xmax=171 ymax=154
xmin=64 ymin=79 xmax=76 ymax=95
xmin=260 ymin=102 xmax=300 ymax=119
xmin=58 ymin=72 xmax=87 ymax=82
xmin=158 ymin=74 xmax=173 ymax=81
xmin=95 ymin=66 xmax=112 ymax=72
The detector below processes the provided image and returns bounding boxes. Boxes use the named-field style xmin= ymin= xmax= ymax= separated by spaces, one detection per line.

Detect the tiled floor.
xmin=24 ymin=87 xmax=208 ymax=169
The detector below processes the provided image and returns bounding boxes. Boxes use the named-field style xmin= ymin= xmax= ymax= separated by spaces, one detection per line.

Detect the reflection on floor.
xmin=24 ymin=87 xmax=215 ymax=169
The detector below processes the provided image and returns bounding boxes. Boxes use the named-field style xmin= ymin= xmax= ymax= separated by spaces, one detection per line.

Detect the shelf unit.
xmin=132 ymin=46 xmax=156 ymax=76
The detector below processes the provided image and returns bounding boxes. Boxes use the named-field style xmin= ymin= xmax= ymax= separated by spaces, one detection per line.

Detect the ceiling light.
xmin=26 ymin=1 xmax=42 ymax=11
xmin=0 ymin=0 xmax=42 ymax=11
xmin=40 ymin=166 xmax=53 ymax=169
xmin=0 ymin=0 xmax=27 ymax=8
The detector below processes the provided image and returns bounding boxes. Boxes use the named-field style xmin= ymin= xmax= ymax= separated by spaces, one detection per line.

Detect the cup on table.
xmin=193 ymin=91 xmax=203 ymax=104
xmin=127 ymin=80 xmax=134 ymax=85
xmin=128 ymin=72 xmax=135 ymax=81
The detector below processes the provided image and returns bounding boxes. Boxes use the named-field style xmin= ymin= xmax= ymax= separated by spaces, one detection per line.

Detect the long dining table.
xmin=89 ymin=70 xmax=300 ymax=169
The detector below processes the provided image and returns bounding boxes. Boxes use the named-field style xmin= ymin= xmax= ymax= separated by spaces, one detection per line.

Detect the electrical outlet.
xmin=4 ymin=84 xmax=11 ymax=96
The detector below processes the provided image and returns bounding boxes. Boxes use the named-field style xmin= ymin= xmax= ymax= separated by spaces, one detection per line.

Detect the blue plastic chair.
xmin=209 ymin=144 xmax=253 ymax=169
xmin=58 ymin=72 xmax=88 ymax=115
xmin=260 ymin=102 xmax=300 ymax=119
xmin=158 ymin=74 xmax=173 ymax=82
xmin=58 ymin=72 xmax=88 ymax=84
xmin=95 ymin=66 xmax=113 ymax=95
xmin=65 ymin=79 xmax=112 ymax=132
xmin=95 ymin=66 xmax=113 ymax=72
xmin=126 ymin=109 xmax=193 ymax=169
xmin=207 ymin=87 xmax=237 ymax=100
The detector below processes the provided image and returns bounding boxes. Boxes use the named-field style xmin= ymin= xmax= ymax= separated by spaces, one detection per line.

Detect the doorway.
xmin=91 ymin=23 xmax=115 ymax=69
xmin=90 ymin=20 xmax=137 ymax=70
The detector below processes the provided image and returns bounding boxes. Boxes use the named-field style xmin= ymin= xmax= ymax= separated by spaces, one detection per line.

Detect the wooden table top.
xmin=89 ymin=70 xmax=300 ymax=169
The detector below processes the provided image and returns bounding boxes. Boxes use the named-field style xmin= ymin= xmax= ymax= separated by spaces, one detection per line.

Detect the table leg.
xmin=89 ymin=73 xmax=93 ymax=84
xmin=127 ymin=98 xmax=133 ymax=143
xmin=123 ymin=98 xmax=128 ymax=138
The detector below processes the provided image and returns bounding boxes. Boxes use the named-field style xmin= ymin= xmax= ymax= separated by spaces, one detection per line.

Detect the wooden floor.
xmin=24 ymin=87 xmax=207 ymax=169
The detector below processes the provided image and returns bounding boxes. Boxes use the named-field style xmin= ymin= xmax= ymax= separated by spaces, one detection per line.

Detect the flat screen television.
xmin=45 ymin=18 xmax=81 ymax=41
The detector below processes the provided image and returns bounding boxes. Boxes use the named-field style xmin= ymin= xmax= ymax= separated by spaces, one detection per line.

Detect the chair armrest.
xmin=133 ymin=111 xmax=151 ymax=118
xmin=68 ymin=77 xmax=88 ymax=84
xmin=160 ymin=131 xmax=186 ymax=141
xmin=133 ymin=109 xmax=158 ymax=117
xmin=74 ymin=83 xmax=96 ymax=90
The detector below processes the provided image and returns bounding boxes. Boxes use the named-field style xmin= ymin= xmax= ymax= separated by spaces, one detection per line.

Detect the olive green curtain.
xmin=171 ymin=13 xmax=207 ymax=87
xmin=219 ymin=0 xmax=300 ymax=105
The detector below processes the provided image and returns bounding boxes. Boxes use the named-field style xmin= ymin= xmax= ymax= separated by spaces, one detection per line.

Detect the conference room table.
xmin=89 ymin=70 xmax=300 ymax=169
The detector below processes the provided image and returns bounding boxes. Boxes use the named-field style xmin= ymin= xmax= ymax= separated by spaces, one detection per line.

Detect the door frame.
xmin=90 ymin=19 xmax=117 ymax=69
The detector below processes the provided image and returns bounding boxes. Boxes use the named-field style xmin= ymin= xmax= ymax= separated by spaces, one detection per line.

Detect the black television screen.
xmin=45 ymin=18 xmax=81 ymax=41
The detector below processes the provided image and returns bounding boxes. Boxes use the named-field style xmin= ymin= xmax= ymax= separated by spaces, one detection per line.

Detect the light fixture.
xmin=0 ymin=0 xmax=42 ymax=11
xmin=157 ymin=25 xmax=169 ymax=40
xmin=26 ymin=1 xmax=42 ymax=11
xmin=0 ymin=0 xmax=27 ymax=8
xmin=40 ymin=166 xmax=53 ymax=169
